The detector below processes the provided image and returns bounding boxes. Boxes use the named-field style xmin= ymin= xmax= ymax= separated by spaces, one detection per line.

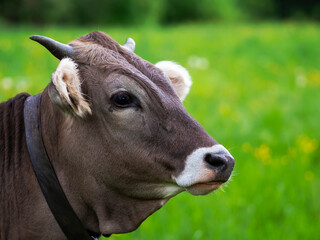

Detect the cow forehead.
xmin=70 ymin=40 xmax=126 ymax=66
xmin=70 ymin=31 xmax=178 ymax=100
xmin=70 ymin=31 xmax=143 ymax=69
xmin=75 ymin=31 xmax=123 ymax=53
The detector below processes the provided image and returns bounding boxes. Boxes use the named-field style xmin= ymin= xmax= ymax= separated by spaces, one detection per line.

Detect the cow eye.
xmin=111 ymin=91 xmax=138 ymax=108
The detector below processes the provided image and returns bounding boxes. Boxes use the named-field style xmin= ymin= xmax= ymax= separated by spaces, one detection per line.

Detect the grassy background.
xmin=0 ymin=23 xmax=319 ymax=239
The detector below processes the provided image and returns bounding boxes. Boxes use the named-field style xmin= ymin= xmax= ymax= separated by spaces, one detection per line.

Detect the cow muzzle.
xmin=174 ymin=144 xmax=235 ymax=195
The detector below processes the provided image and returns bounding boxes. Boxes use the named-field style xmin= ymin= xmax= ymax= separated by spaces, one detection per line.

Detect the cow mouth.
xmin=185 ymin=180 xmax=226 ymax=195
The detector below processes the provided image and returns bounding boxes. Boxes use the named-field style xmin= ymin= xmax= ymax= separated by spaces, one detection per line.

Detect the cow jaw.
xmin=161 ymin=184 xmax=184 ymax=198
xmin=92 ymin=189 xmax=169 ymax=235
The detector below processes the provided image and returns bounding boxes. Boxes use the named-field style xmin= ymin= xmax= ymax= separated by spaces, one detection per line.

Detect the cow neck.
xmin=23 ymin=93 xmax=107 ymax=240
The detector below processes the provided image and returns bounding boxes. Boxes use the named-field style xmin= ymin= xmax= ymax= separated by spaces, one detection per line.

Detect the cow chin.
xmin=185 ymin=181 xmax=224 ymax=195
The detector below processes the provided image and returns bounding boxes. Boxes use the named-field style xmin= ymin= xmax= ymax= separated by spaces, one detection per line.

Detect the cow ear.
xmin=48 ymin=58 xmax=91 ymax=117
xmin=155 ymin=61 xmax=192 ymax=101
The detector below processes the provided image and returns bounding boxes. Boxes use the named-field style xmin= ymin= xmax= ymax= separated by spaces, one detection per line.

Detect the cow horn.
xmin=123 ymin=37 xmax=135 ymax=52
xmin=30 ymin=35 xmax=73 ymax=60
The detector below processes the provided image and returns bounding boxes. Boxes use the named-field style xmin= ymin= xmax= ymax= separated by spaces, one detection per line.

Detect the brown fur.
xmin=0 ymin=94 xmax=29 ymax=239
xmin=0 ymin=94 xmax=63 ymax=239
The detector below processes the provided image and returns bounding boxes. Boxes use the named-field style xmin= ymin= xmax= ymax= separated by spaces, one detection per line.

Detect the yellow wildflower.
xmin=254 ymin=144 xmax=271 ymax=165
xmin=306 ymin=69 xmax=320 ymax=87
xmin=296 ymin=134 xmax=318 ymax=154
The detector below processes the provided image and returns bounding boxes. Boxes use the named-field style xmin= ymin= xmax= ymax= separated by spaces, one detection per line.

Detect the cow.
xmin=0 ymin=31 xmax=234 ymax=240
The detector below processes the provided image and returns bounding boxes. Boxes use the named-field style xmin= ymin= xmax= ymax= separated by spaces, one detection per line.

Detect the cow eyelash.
xmin=110 ymin=91 xmax=140 ymax=109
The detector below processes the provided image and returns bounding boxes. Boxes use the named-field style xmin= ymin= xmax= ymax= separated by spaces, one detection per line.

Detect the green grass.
xmin=1 ymin=22 xmax=319 ymax=239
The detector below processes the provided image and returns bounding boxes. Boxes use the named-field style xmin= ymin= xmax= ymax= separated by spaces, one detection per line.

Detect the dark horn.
xmin=30 ymin=35 xmax=73 ymax=60
xmin=123 ymin=37 xmax=135 ymax=52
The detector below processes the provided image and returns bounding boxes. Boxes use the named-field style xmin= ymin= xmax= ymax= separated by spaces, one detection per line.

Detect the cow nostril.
xmin=204 ymin=153 xmax=227 ymax=170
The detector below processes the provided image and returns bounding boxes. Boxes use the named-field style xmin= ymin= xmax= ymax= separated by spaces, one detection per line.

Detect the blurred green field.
xmin=0 ymin=22 xmax=319 ymax=239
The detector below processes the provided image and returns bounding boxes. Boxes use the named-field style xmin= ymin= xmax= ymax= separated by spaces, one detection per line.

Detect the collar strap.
xmin=24 ymin=94 xmax=101 ymax=240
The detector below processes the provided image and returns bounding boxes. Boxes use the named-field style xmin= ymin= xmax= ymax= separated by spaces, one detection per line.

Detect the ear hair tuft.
xmin=155 ymin=61 xmax=192 ymax=102
xmin=49 ymin=58 xmax=91 ymax=117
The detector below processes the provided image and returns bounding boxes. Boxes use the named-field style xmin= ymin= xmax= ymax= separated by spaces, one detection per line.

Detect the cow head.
xmin=31 ymin=32 xmax=234 ymax=235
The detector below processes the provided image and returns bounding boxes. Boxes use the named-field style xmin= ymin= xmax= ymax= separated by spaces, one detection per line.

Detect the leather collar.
xmin=24 ymin=94 xmax=107 ymax=240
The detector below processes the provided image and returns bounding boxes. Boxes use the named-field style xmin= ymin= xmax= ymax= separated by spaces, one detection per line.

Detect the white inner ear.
xmin=155 ymin=61 xmax=192 ymax=101
xmin=51 ymin=58 xmax=91 ymax=117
